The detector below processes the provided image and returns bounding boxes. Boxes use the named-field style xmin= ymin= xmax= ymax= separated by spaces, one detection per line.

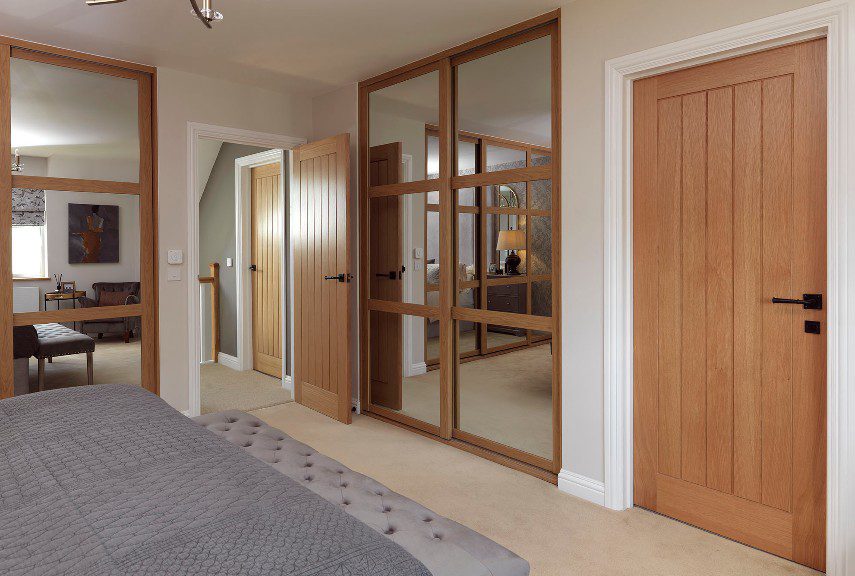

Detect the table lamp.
xmin=497 ymin=229 xmax=526 ymax=275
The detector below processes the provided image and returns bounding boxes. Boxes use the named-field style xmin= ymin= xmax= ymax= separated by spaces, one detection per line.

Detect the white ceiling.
xmin=0 ymin=0 xmax=560 ymax=96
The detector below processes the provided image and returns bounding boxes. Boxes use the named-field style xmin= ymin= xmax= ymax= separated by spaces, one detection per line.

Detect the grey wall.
xmin=199 ymin=142 xmax=268 ymax=358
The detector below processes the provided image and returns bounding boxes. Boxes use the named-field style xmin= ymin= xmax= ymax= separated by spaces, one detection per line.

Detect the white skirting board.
xmin=558 ymin=470 xmax=605 ymax=507
xmin=217 ymin=353 xmax=241 ymax=371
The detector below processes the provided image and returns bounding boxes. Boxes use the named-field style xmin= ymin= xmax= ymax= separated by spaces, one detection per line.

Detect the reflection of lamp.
xmin=497 ymin=229 xmax=526 ymax=275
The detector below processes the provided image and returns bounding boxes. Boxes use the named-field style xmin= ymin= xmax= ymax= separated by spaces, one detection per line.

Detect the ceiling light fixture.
xmin=85 ymin=0 xmax=224 ymax=29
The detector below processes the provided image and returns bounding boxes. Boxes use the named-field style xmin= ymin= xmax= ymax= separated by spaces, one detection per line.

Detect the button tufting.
xmin=340 ymin=482 xmax=348 ymax=488
xmin=304 ymin=476 xmax=313 ymax=482
xmin=223 ymin=426 xmax=230 ymax=431
xmin=423 ymin=518 xmax=433 ymax=523
xmin=243 ymin=442 xmax=252 ymax=448
xmin=342 ymin=500 xmax=350 ymax=506
xmin=383 ymin=506 xmax=391 ymax=513
xmin=385 ymin=528 xmax=395 ymax=535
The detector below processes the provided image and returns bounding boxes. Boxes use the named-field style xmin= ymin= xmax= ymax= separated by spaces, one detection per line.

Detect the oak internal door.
xmin=633 ymin=39 xmax=826 ymax=570
xmin=292 ymin=134 xmax=352 ymax=423
xmin=250 ymin=162 xmax=283 ymax=378
xmin=368 ymin=143 xmax=403 ymax=410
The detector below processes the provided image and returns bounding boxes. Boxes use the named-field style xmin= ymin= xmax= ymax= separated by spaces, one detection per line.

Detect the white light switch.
xmin=167 ymin=249 xmax=184 ymax=265
xmin=167 ymin=268 xmax=182 ymax=282
xmin=414 ymin=262 xmax=423 ymax=271
xmin=413 ymin=247 xmax=423 ymax=259
xmin=226 ymin=257 xmax=233 ymax=267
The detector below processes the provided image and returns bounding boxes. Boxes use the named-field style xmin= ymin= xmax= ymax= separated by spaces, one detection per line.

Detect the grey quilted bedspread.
xmin=0 ymin=384 xmax=432 ymax=576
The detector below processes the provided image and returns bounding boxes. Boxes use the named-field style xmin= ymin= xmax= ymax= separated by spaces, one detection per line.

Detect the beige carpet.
xmin=26 ymin=336 xmax=141 ymax=391
xmin=251 ymin=402 xmax=821 ymax=576
xmin=200 ymin=363 xmax=292 ymax=414
xmin=394 ymin=344 xmax=553 ymax=459
xmin=426 ymin=329 xmax=526 ymax=359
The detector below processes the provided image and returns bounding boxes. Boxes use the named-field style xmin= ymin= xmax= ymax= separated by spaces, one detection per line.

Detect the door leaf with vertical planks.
xmin=251 ymin=163 xmax=283 ymax=378
xmin=292 ymin=134 xmax=352 ymax=423
xmin=633 ymin=40 xmax=826 ymax=570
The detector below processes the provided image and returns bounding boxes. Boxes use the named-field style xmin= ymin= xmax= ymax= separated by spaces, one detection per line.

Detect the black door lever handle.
xmin=771 ymin=293 xmax=822 ymax=310
xmin=324 ymin=273 xmax=353 ymax=283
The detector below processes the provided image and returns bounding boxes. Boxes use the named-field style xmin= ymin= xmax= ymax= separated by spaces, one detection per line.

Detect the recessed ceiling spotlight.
xmin=85 ymin=0 xmax=224 ymax=29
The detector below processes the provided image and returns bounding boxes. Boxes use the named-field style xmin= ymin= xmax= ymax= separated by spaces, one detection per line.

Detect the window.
xmin=12 ymin=225 xmax=47 ymax=279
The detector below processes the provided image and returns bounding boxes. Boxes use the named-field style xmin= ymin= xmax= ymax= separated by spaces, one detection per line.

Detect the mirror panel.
xmin=370 ymin=310 xmax=439 ymax=428
xmin=370 ymin=71 xmax=439 ymax=183
xmin=456 ymin=320 xmax=553 ymax=459
xmin=486 ymin=213 xmax=526 ymax=276
xmin=369 ymin=192 xmax=436 ymax=305
xmin=529 ymin=215 xmax=552 ymax=275
xmin=456 ymin=35 xmax=551 ymax=174
xmin=11 ymin=57 xmax=140 ymax=183
xmin=486 ymin=145 xmax=526 ymax=171
xmin=531 ymin=280 xmax=552 ymax=317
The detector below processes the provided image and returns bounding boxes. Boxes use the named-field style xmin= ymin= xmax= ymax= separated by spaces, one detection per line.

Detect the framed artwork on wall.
xmin=68 ymin=203 xmax=120 ymax=264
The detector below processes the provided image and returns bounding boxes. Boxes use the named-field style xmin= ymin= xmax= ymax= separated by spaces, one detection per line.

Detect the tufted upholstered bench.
xmin=195 ymin=410 xmax=530 ymax=576
xmin=35 ymin=323 xmax=96 ymax=391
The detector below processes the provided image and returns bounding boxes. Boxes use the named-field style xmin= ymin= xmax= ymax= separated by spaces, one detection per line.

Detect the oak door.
xmin=368 ymin=143 xmax=403 ymax=410
xmin=250 ymin=163 xmax=283 ymax=378
xmin=292 ymin=134 xmax=352 ymax=423
xmin=633 ymin=40 xmax=826 ymax=570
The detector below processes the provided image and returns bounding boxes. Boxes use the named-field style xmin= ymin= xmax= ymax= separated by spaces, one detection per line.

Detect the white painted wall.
xmin=156 ymin=67 xmax=313 ymax=411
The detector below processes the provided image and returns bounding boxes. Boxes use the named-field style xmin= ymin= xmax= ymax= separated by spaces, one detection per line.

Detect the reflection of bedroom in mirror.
xmin=9 ymin=50 xmax=149 ymax=396
xmin=362 ymin=22 xmax=559 ymax=471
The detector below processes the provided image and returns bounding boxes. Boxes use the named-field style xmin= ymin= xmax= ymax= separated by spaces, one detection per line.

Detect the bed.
xmin=0 ymin=385 xmax=529 ymax=576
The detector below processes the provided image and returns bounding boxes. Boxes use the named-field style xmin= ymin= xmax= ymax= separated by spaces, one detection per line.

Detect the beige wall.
xmin=156 ymin=67 xmax=313 ymax=410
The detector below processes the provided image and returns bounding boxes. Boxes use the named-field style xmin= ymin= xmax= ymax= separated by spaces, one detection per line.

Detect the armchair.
xmin=80 ymin=282 xmax=141 ymax=342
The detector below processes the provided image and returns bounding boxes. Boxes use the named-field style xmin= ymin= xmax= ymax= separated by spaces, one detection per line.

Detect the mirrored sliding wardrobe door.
xmin=0 ymin=41 xmax=157 ymax=398
xmin=360 ymin=13 xmax=559 ymax=480
xmin=362 ymin=63 xmax=450 ymax=434
xmin=450 ymin=25 xmax=559 ymax=471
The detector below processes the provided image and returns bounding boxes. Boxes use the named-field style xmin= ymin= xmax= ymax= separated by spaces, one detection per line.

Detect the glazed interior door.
xmin=368 ymin=143 xmax=404 ymax=410
xmin=633 ymin=39 xmax=826 ymax=570
xmin=250 ymin=163 xmax=283 ymax=378
xmin=292 ymin=134 xmax=352 ymax=423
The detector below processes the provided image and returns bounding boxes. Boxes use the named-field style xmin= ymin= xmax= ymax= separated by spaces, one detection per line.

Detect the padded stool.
xmin=35 ymin=323 xmax=96 ymax=391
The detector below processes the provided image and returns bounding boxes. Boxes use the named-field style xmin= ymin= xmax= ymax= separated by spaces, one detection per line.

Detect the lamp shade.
xmin=496 ymin=229 xmax=526 ymax=251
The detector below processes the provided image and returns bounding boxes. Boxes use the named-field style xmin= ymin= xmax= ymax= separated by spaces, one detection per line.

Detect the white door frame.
xmin=602 ymin=1 xmax=853 ymax=573
xmin=187 ymin=122 xmax=306 ymax=418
